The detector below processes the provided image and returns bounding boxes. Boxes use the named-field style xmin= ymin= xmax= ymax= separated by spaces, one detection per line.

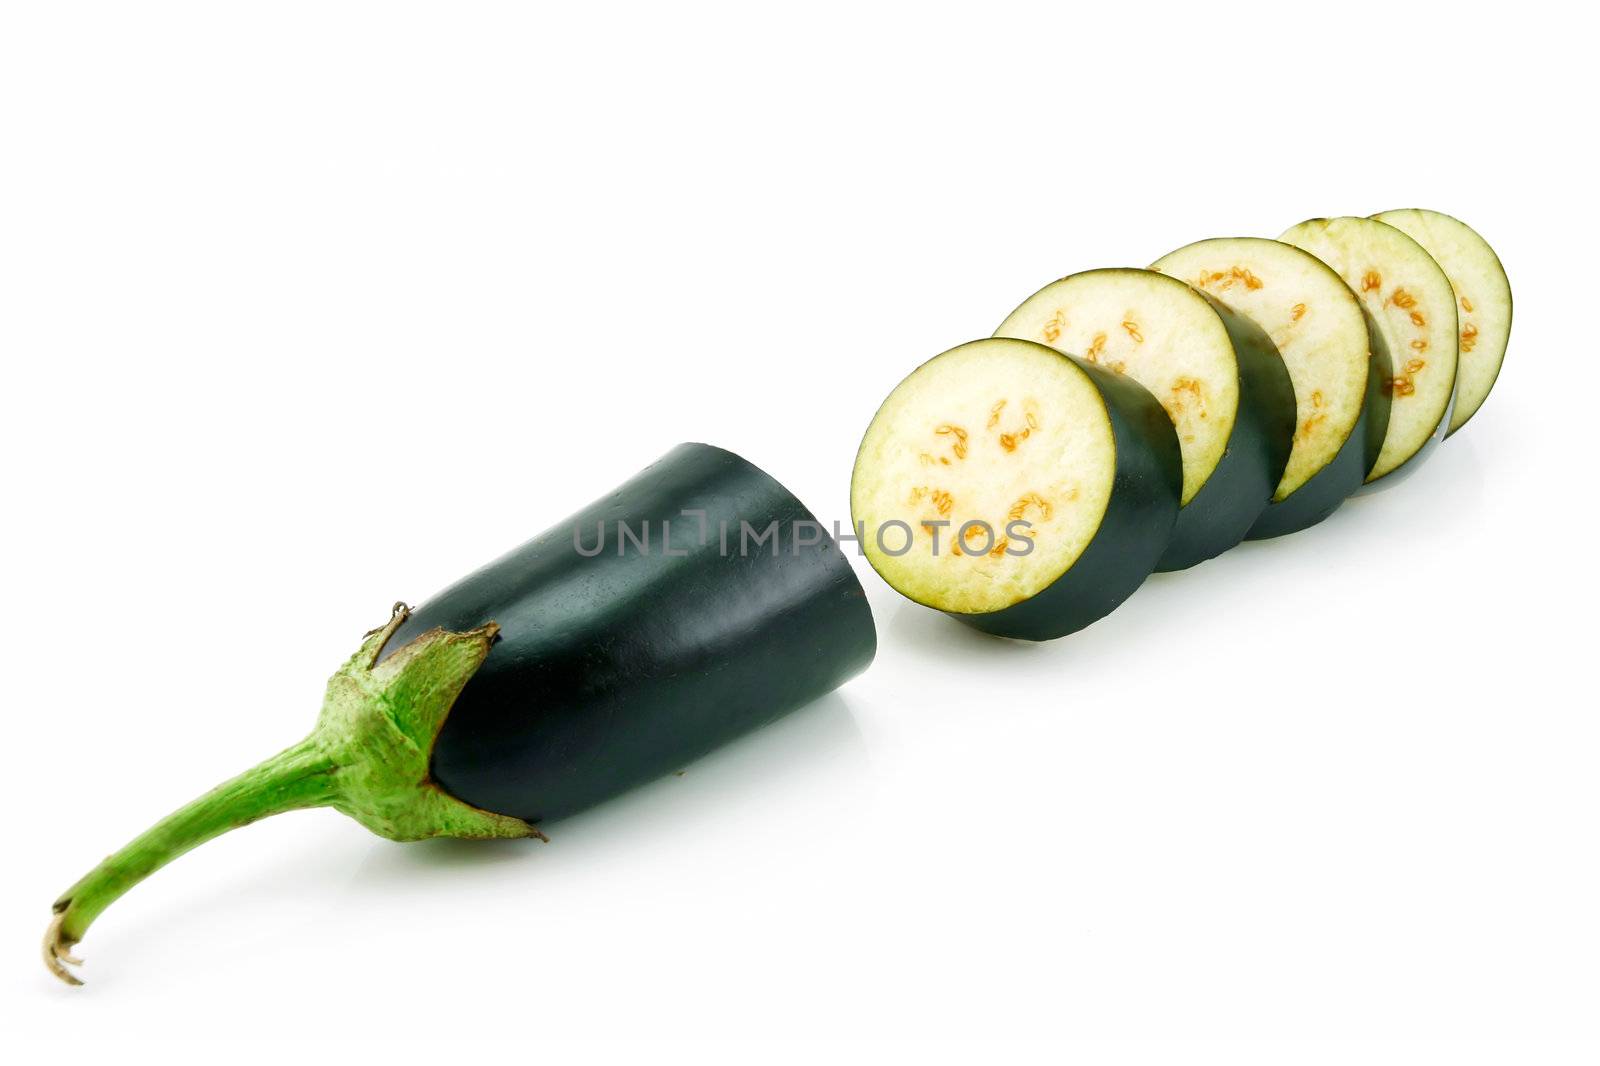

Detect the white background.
xmin=2 ymin=2 xmax=1595 ymax=1061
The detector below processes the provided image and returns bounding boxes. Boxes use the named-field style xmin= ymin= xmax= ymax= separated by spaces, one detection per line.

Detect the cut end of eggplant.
xmin=995 ymin=268 xmax=1238 ymax=506
xmin=1372 ymin=208 xmax=1511 ymax=436
xmin=1152 ymin=237 xmax=1372 ymax=502
xmin=851 ymin=338 xmax=1117 ymax=616
xmin=1280 ymin=217 xmax=1458 ymax=484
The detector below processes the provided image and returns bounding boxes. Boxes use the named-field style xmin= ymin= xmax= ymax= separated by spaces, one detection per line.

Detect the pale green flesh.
xmin=45 ymin=605 xmax=537 ymax=986
xmin=1373 ymin=209 xmax=1511 ymax=434
xmin=996 ymin=268 xmax=1237 ymax=505
xmin=1280 ymin=217 xmax=1458 ymax=482
xmin=850 ymin=338 xmax=1116 ymax=615
xmin=1152 ymin=237 xmax=1370 ymax=501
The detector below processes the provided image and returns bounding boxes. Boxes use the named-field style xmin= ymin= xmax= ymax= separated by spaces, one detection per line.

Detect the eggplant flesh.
xmin=1372 ymin=208 xmax=1511 ymax=436
xmin=1152 ymin=237 xmax=1391 ymax=538
xmin=1280 ymin=216 xmax=1458 ymax=487
xmin=1247 ymin=302 xmax=1392 ymax=536
xmin=995 ymin=268 xmax=1292 ymax=570
xmin=967 ymin=355 xmax=1181 ymax=638
xmin=850 ymin=337 xmax=1180 ymax=641
xmin=402 ymin=442 xmax=877 ymax=825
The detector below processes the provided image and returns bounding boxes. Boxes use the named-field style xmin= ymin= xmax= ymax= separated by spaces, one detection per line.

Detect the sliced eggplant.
xmin=850 ymin=337 xmax=1180 ymax=641
xmin=1371 ymin=208 xmax=1511 ymax=436
xmin=994 ymin=268 xmax=1293 ymax=570
xmin=1152 ymin=237 xmax=1391 ymax=538
xmin=1280 ymin=217 xmax=1458 ymax=486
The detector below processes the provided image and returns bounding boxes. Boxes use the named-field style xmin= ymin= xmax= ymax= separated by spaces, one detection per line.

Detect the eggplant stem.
xmin=46 ymin=736 xmax=343 ymax=985
xmin=45 ymin=601 xmax=539 ymax=986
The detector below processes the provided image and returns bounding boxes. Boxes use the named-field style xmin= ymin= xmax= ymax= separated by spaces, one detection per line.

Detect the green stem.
xmin=45 ymin=603 xmax=539 ymax=986
xmin=46 ymin=736 xmax=341 ymax=983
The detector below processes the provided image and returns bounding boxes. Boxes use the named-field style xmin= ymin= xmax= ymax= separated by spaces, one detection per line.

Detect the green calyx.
xmin=317 ymin=604 xmax=536 ymax=843
xmin=45 ymin=603 xmax=541 ymax=986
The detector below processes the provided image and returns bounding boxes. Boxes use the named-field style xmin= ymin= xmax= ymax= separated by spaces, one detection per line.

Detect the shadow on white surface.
xmin=880 ymin=597 xmax=1049 ymax=658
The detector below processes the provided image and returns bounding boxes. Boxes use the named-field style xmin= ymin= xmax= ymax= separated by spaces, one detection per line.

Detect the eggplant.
xmin=1371 ymin=209 xmax=1512 ymax=436
xmin=1279 ymin=217 xmax=1459 ymax=488
xmin=1152 ymin=237 xmax=1392 ymax=538
xmin=995 ymin=268 xmax=1294 ymax=570
xmin=45 ymin=443 xmax=875 ymax=985
xmin=850 ymin=337 xmax=1181 ymax=641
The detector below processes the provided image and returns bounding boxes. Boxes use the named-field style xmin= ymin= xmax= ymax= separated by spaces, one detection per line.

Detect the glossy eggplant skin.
xmin=1156 ymin=296 xmax=1296 ymax=571
xmin=960 ymin=356 xmax=1182 ymax=641
xmin=388 ymin=443 xmax=877 ymax=826
xmin=1245 ymin=306 xmax=1393 ymax=539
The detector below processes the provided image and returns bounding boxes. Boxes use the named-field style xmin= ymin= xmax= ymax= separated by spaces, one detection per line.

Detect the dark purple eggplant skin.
xmin=1155 ymin=294 xmax=1296 ymax=570
xmin=1246 ymin=303 xmax=1392 ymax=539
xmin=386 ymin=443 xmax=876 ymax=827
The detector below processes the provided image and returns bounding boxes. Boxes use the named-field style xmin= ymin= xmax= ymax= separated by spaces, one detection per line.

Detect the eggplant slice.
xmin=1280 ymin=217 xmax=1458 ymax=486
xmin=1372 ymin=208 xmax=1511 ymax=436
xmin=995 ymin=268 xmax=1293 ymax=570
xmin=1152 ymin=237 xmax=1391 ymax=538
xmin=850 ymin=337 xmax=1180 ymax=641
